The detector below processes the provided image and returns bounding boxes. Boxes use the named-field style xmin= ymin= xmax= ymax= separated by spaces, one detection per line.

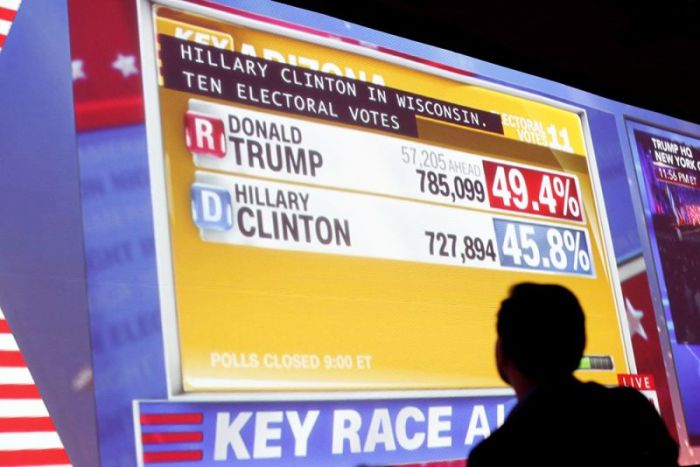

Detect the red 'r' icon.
xmin=184 ymin=111 xmax=226 ymax=158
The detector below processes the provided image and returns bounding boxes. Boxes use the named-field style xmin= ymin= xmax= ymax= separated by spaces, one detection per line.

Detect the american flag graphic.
xmin=0 ymin=0 xmax=21 ymax=52
xmin=0 ymin=307 xmax=71 ymax=466
xmin=68 ymin=0 xmax=143 ymax=130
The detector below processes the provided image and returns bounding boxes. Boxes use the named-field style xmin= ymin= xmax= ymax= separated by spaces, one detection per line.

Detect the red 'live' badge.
xmin=618 ymin=373 xmax=656 ymax=391
xmin=184 ymin=111 xmax=226 ymax=158
xmin=618 ymin=373 xmax=660 ymax=412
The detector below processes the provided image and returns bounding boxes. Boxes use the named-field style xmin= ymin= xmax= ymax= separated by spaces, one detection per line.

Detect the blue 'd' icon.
xmin=191 ymin=184 xmax=233 ymax=231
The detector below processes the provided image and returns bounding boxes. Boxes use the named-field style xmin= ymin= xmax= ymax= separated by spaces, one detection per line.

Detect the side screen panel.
xmin=627 ymin=120 xmax=700 ymax=444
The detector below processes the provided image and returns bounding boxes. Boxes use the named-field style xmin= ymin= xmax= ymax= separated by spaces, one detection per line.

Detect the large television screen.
xmin=142 ymin=5 xmax=630 ymax=394
xmin=1 ymin=0 xmax=698 ymax=465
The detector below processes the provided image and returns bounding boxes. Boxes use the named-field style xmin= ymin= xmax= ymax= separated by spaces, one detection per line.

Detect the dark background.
xmin=279 ymin=0 xmax=699 ymax=124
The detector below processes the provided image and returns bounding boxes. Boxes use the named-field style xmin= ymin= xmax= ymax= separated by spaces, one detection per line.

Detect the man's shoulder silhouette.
xmin=469 ymin=378 xmax=678 ymax=466
xmin=469 ymin=283 xmax=678 ymax=466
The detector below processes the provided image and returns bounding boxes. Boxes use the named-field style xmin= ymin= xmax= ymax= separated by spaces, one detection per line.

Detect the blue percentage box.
xmin=493 ymin=218 xmax=594 ymax=277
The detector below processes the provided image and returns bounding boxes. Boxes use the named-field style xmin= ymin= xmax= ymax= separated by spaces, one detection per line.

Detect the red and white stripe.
xmin=140 ymin=413 xmax=204 ymax=464
xmin=0 ymin=0 xmax=21 ymax=52
xmin=0 ymin=307 xmax=71 ymax=466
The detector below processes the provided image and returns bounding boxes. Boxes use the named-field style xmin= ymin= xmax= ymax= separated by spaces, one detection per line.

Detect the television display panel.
xmin=626 ymin=120 xmax=700 ymax=446
xmin=139 ymin=3 xmax=632 ymax=394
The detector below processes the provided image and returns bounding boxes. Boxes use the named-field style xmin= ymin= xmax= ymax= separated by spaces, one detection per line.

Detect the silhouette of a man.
xmin=468 ymin=283 xmax=678 ymax=466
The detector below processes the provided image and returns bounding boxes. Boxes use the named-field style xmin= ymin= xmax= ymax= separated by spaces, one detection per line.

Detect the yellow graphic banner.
xmin=149 ymin=7 xmax=629 ymax=392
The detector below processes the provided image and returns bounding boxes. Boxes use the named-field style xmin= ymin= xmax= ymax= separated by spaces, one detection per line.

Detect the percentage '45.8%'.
xmin=493 ymin=219 xmax=593 ymax=276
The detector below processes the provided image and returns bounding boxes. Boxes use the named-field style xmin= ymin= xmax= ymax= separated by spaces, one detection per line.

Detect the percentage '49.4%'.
xmin=483 ymin=161 xmax=584 ymax=222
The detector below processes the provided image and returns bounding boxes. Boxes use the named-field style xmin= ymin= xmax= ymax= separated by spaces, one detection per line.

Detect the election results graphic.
xmin=140 ymin=5 xmax=632 ymax=393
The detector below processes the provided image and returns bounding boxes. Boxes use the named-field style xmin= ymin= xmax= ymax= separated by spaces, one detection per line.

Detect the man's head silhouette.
xmin=495 ymin=283 xmax=586 ymax=397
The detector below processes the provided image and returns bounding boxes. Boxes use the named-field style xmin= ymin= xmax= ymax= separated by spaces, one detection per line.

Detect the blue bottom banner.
xmin=134 ymin=394 xmax=516 ymax=466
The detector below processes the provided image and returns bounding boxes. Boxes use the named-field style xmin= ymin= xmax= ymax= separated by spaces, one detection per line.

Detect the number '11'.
xmin=547 ymin=125 xmax=573 ymax=152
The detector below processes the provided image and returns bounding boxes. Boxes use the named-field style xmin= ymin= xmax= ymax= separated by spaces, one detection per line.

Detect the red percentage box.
xmin=482 ymin=160 xmax=584 ymax=222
